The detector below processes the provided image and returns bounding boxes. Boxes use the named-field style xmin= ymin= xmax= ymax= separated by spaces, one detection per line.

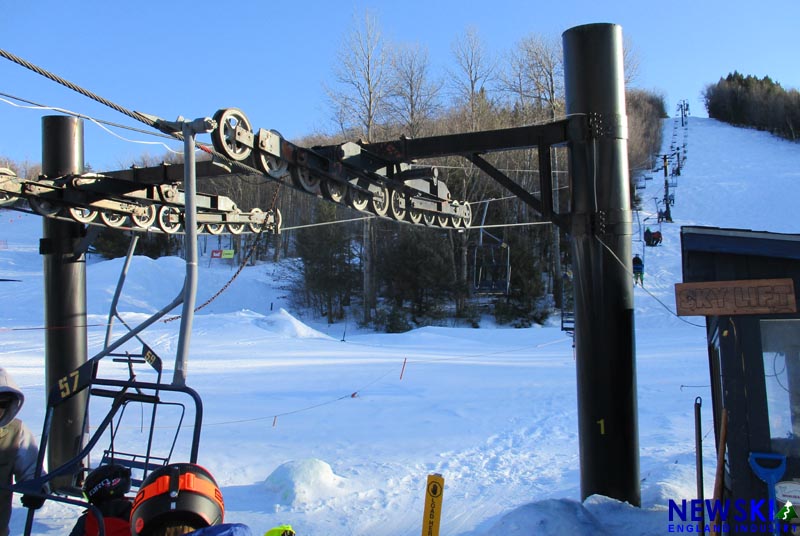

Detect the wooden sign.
xmin=675 ymin=278 xmax=796 ymax=316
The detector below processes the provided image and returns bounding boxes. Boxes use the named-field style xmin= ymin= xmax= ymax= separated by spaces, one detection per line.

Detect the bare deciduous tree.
xmin=623 ymin=36 xmax=640 ymax=87
xmin=501 ymin=34 xmax=563 ymax=121
xmin=387 ymin=43 xmax=442 ymax=138
xmin=325 ymin=10 xmax=392 ymax=323
xmin=327 ymin=10 xmax=390 ymax=143
xmin=450 ymin=26 xmax=496 ymax=132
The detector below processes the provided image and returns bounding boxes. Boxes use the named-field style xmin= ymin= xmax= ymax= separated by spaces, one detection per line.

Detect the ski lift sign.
xmin=675 ymin=278 xmax=796 ymax=316
xmin=211 ymin=249 xmax=235 ymax=260
xmin=421 ymin=474 xmax=444 ymax=536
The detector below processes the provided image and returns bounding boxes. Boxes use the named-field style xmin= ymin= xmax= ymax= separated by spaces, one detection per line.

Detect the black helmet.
xmin=130 ymin=463 xmax=224 ymax=536
xmin=82 ymin=464 xmax=131 ymax=504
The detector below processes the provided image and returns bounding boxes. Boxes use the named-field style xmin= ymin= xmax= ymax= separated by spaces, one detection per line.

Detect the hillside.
xmin=1 ymin=117 xmax=799 ymax=535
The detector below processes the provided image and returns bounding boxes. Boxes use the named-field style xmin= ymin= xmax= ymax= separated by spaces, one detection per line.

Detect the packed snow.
xmin=2 ymin=116 xmax=800 ymax=535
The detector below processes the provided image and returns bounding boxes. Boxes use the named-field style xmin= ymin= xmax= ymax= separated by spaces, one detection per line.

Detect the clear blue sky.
xmin=1 ymin=0 xmax=798 ymax=171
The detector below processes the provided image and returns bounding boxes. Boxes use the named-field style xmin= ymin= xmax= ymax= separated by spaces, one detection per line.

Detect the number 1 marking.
xmin=596 ymin=418 xmax=606 ymax=435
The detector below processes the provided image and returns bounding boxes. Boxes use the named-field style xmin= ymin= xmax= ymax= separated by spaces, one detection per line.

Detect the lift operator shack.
xmin=678 ymin=226 xmax=800 ymax=528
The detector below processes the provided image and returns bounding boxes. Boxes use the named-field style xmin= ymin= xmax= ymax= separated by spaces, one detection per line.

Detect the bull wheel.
xmin=422 ymin=212 xmax=436 ymax=226
xmin=211 ymin=108 xmax=253 ymax=162
xmin=408 ymin=208 xmax=423 ymax=225
xmin=437 ymin=215 xmax=451 ymax=228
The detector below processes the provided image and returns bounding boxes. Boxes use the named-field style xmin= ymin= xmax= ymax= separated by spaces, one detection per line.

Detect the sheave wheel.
xmin=320 ymin=178 xmax=346 ymax=203
xmin=370 ymin=185 xmax=390 ymax=217
xmin=290 ymin=167 xmax=321 ymax=194
xmin=451 ymin=203 xmax=472 ymax=229
xmin=68 ymin=207 xmax=98 ymax=224
xmin=462 ymin=203 xmax=473 ymax=228
xmin=206 ymin=223 xmax=225 ymax=235
xmin=227 ymin=222 xmax=245 ymax=235
xmin=211 ymin=108 xmax=253 ymax=162
xmin=389 ymin=190 xmax=406 ymax=221
xmin=345 ymin=186 xmax=370 ymax=212
xmin=131 ymin=205 xmax=157 ymax=229
xmin=248 ymin=208 xmax=264 ymax=233
xmin=29 ymin=198 xmax=61 ymax=217
xmin=100 ymin=211 xmax=127 ymax=228
xmin=0 ymin=193 xmax=18 ymax=208
xmin=157 ymin=206 xmax=182 ymax=234
xmin=256 ymin=129 xmax=289 ymax=178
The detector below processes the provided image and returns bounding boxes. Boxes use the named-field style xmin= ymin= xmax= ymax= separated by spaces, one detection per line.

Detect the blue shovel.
xmin=749 ymin=452 xmax=786 ymax=536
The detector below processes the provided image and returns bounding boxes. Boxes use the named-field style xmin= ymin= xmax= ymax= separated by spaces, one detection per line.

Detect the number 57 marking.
xmin=58 ymin=370 xmax=80 ymax=398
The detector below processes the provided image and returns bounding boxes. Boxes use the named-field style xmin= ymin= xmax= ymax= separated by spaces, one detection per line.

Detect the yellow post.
xmin=421 ymin=473 xmax=445 ymax=536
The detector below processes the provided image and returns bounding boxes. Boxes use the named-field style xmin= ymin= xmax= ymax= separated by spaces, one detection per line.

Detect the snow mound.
xmin=484 ymin=499 xmax=607 ymax=534
xmin=263 ymin=459 xmax=348 ymax=506
xmin=255 ymin=308 xmax=333 ymax=339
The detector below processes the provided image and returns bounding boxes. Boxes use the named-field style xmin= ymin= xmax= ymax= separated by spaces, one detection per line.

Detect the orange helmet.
xmin=130 ymin=463 xmax=224 ymax=535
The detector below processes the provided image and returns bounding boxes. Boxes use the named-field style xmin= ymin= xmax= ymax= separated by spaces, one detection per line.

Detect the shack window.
xmin=760 ymin=319 xmax=800 ymax=456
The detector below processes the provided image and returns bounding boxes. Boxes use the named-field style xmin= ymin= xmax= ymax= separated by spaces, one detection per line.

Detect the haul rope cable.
xmin=0 ymin=47 xmax=293 ymax=192
xmin=0 ymin=49 xmax=291 ymax=322
xmin=1 ymin=48 xmax=569 ymax=225
xmin=1 ymin=48 xmax=577 ymax=344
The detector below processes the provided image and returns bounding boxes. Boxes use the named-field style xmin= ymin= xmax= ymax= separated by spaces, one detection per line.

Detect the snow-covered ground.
xmin=2 ymin=116 xmax=799 ymax=535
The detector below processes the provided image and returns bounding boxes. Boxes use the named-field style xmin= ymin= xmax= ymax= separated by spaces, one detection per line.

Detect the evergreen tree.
xmin=294 ymin=203 xmax=358 ymax=323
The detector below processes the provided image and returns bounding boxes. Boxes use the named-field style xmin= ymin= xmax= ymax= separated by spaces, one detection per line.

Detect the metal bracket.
xmin=139 ymin=113 xmax=216 ymax=137
xmin=587 ymin=112 xmax=628 ymax=141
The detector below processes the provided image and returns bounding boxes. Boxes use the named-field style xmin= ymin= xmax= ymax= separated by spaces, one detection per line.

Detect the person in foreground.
xmin=0 ymin=367 xmax=44 ymax=536
xmin=129 ymin=462 xmax=297 ymax=536
xmin=129 ymin=462 xmax=248 ymax=535
xmin=69 ymin=463 xmax=133 ymax=536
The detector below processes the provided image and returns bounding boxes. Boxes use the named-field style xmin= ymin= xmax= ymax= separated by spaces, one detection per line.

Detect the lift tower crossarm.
xmin=361 ymin=117 xmax=577 ymax=158
xmin=359 ymin=115 xmax=585 ymax=232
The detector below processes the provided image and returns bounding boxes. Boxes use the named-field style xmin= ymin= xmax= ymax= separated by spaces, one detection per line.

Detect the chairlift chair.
xmin=15 ymin=350 xmax=203 ymax=536
xmin=12 ymin=118 xmax=212 ymax=536
xmin=472 ymin=243 xmax=511 ymax=296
